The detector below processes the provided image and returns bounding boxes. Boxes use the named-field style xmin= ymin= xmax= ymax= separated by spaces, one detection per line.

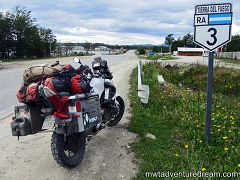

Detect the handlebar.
xmin=92 ymin=72 xmax=113 ymax=79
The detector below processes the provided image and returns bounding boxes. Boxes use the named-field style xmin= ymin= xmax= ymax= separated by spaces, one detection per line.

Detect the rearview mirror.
xmin=73 ymin=57 xmax=81 ymax=64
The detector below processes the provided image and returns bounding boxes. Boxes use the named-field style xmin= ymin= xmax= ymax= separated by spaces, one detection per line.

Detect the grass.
xmin=138 ymin=55 xmax=179 ymax=61
xmin=147 ymin=55 xmax=179 ymax=61
xmin=129 ymin=63 xmax=240 ymax=179
xmin=218 ymin=57 xmax=240 ymax=65
xmin=138 ymin=55 xmax=147 ymax=59
xmin=161 ymin=55 xmax=179 ymax=60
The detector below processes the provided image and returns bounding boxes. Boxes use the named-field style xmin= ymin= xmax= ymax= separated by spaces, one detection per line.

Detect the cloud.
xmin=56 ymin=29 xmax=165 ymax=45
xmin=0 ymin=0 xmax=239 ymax=44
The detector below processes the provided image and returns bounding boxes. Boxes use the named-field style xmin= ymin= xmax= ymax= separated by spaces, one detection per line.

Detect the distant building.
xmin=177 ymin=47 xmax=204 ymax=56
xmin=71 ymin=46 xmax=85 ymax=53
xmin=95 ymin=46 xmax=110 ymax=51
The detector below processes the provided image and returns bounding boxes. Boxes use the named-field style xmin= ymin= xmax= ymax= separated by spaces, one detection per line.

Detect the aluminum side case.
xmin=68 ymin=93 xmax=101 ymax=133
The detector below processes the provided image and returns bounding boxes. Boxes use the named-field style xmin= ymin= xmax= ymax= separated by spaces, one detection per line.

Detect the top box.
xmin=195 ymin=3 xmax=232 ymax=15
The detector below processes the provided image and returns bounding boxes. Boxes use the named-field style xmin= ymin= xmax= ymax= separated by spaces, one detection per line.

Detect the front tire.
xmin=108 ymin=96 xmax=125 ymax=127
xmin=51 ymin=132 xmax=86 ymax=168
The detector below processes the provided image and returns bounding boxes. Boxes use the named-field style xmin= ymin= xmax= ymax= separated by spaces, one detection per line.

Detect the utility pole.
xmin=168 ymin=34 xmax=174 ymax=55
xmin=49 ymin=42 xmax=52 ymax=57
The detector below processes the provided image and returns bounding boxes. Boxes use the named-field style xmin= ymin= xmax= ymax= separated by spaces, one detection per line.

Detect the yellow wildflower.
xmin=201 ymin=168 xmax=206 ymax=172
xmin=199 ymin=140 xmax=203 ymax=143
xmin=223 ymin=136 xmax=228 ymax=140
xmin=224 ymin=148 xmax=229 ymax=151
xmin=175 ymin=153 xmax=179 ymax=157
xmin=238 ymin=164 xmax=240 ymax=168
xmin=185 ymin=145 xmax=189 ymax=148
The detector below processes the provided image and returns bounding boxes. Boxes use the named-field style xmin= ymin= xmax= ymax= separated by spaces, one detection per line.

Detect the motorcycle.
xmin=74 ymin=57 xmax=125 ymax=127
xmin=10 ymin=58 xmax=125 ymax=168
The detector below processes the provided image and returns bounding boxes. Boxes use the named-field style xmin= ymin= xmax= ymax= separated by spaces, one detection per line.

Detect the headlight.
xmin=93 ymin=63 xmax=100 ymax=68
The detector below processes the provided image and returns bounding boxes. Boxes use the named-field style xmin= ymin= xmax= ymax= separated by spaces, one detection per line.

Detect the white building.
xmin=95 ymin=46 xmax=110 ymax=51
xmin=71 ymin=46 xmax=85 ymax=53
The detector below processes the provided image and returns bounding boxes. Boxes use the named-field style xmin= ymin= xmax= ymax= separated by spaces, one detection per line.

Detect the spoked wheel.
xmin=51 ymin=132 xmax=86 ymax=168
xmin=108 ymin=96 xmax=125 ymax=127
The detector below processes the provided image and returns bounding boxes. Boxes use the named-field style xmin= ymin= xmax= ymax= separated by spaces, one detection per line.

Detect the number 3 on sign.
xmin=207 ymin=28 xmax=217 ymax=46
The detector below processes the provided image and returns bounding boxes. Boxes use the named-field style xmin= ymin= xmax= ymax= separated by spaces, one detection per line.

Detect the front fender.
xmin=113 ymin=93 xmax=122 ymax=100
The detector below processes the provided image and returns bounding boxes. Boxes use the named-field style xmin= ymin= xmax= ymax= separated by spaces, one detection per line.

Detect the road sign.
xmin=193 ymin=3 xmax=233 ymax=144
xmin=194 ymin=3 xmax=232 ymax=51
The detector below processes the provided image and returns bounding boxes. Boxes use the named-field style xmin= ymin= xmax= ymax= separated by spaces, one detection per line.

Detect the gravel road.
xmin=0 ymin=50 xmax=139 ymax=180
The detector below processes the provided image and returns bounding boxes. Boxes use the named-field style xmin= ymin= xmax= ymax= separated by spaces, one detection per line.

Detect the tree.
xmin=64 ymin=42 xmax=74 ymax=56
xmin=39 ymin=28 xmax=56 ymax=57
xmin=10 ymin=6 xmax=35 ymax=58
xmin=83 ymin=42 xmax=91 ymax=50
xmin=182 ymin=33 xmax=194 ymax=47
xmin=225 ymin=35 xmax=240 ymax=52
xmin=169 ymin=33 xmax=198 ymax=52
xmin=152 ymin=46 xmax=160 ymax=53
xmin=138 ymin=47 xmax=145 ymax=55
xmin=165 ymin=34 xmax=175 ymax=45
xmin=0 ymin=6 xmax=56 ymax=59
xmin=0 ymin=13 xmax=12 ymax=58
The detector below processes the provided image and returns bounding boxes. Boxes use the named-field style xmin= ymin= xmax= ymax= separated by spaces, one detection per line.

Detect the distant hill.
xmin=134 ymin=44 xmax=170 ymax=47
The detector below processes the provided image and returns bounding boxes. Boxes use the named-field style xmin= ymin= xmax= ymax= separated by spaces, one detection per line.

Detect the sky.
xmin=0 ymin=0 xmax=239 ymax=45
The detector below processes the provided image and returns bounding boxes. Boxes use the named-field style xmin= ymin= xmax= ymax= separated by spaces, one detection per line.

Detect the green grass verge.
xmin=161 ymin=55 xmax=179 ymax=60
xmin=138 ymin=55 xmax=179 ymax=61
xmin=129 ymin=63 xmax=240 ymax=179
xmin=147 ymin=55 xmax=179 ymax=61
xmin=218 ymin=58 xmax=240 ymax=65
xmin=138 ymin=55 xmax=147 ymax=59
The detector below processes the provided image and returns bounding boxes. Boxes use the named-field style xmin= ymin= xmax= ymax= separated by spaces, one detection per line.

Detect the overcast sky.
xmin=0 ymin=0 xmax=239 ymax=45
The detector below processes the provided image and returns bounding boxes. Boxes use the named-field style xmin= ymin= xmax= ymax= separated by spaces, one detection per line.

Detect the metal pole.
xmin=205 ymin=51 xmax=214 ymax=144
xmin=49 ymin=42 xmax=51 ymax=57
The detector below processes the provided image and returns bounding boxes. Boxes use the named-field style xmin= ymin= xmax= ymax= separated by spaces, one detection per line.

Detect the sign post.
xmin=193 ymin=3 xmax=233 ymax=144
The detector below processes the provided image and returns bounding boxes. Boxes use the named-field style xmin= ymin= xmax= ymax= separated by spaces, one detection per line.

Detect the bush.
xmin=138 ymin=47 xmax=146 ymax=55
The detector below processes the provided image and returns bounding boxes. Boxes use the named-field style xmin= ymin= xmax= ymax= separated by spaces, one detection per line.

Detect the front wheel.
xmin=108 ymin=96 xmax=125 ymax=127
xmin=51 ymin=132 xmax=86 ymax=168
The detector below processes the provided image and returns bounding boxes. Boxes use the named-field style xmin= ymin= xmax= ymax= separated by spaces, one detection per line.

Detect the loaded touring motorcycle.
xmin=11 ymin=57 xmax=125 ymax=168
